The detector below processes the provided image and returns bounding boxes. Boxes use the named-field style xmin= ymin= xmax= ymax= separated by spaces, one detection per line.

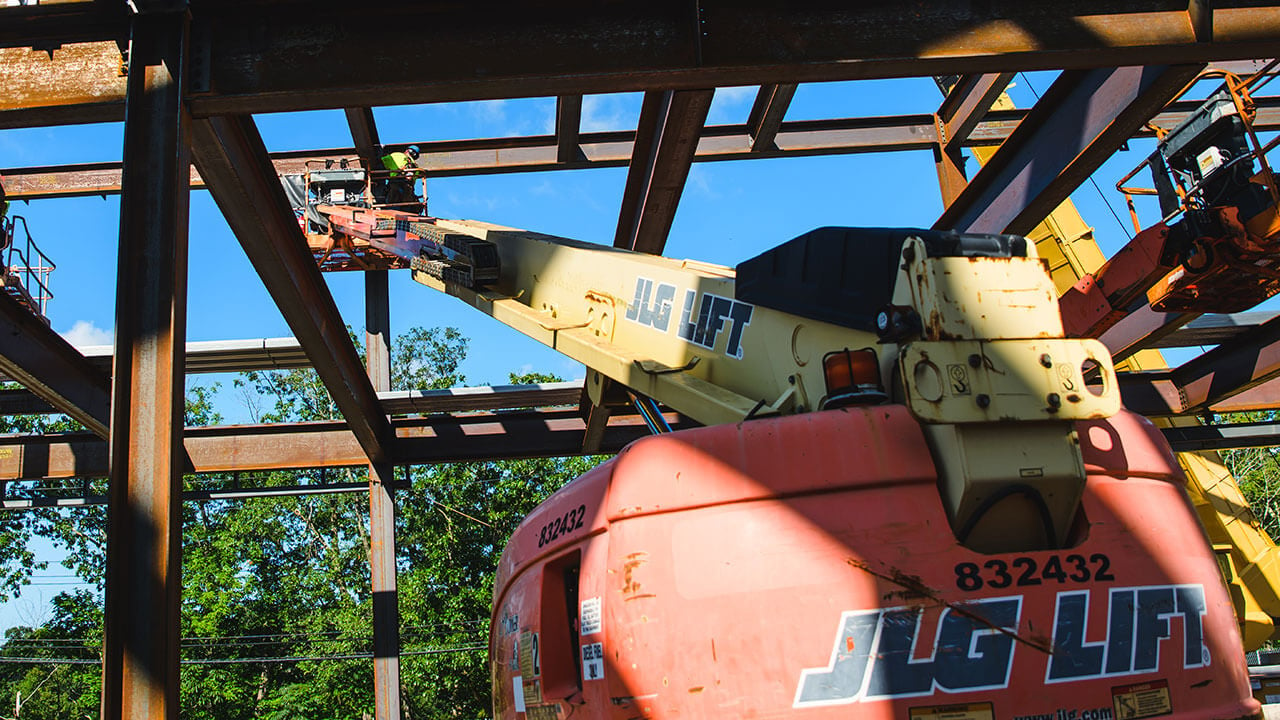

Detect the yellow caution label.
xmin=526 ymin=704 xmax=560 ymax=720
xmin=1112 ymin=679 xmax=1172 ymax=719
xmin=522 ymin=677 xmax=542 ymax=707
xmin=518 ymin=630 xmax=539 ymax=678
xmin=909 ymin=702 xmax=995 ymax=720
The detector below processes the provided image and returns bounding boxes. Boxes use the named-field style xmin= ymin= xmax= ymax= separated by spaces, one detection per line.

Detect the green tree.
xmin=0 ymin=329 xmax=596 ymax=718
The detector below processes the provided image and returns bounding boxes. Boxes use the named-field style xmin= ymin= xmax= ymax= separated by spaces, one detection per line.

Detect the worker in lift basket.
xmin=380 ymin=145 xmax=425 ymax=212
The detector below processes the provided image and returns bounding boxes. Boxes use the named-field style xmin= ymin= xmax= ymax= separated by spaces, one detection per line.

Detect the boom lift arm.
xmin=397 ymin=219 xmax=1119 ymax=552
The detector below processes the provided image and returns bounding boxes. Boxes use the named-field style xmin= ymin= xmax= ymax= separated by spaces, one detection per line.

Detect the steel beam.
xmin=556 ymin=95 xmax=583 ymax=163
xmin=935 ymin=64 xmax=1203 ymax=235
xmin=344 ymin=107 xmax=382 ymax=171
xmin=0 ymin=410 xmax=679 ymax=481
xmin=1120 ymin=313 xmax=1280 ymax=416
xmin=1098 ymin=305 xmax=1199 ymax=363
xmin=15 ymin=97 xmax=1280 ymax=199
xmin=18 ymin=91 xmax=1280 ymax=199
xmin=0 ymin=41 xmax=127 ymax=129
xmin=746 ymin=83 xmax=797 ymax=152
xmin=189 ymin=113 xmax=395 ymax=463
xmin=0 ymin=1 xmax=129 ymax=49
xmin=5 ymin=6 xmax=1279 ymax=122
xmin=614 ymin=89 xmax=713 ymax=254
xmin=101 ymin=12 xmax=189 ymax=720
xmin=0 ymin=291 xmax=110 ymax=437
xmin=937 ymin=73 xmax=1015 ymax=148
xmin=365 ymin=270 xmax=401 ymax=720
xmin=181 ymin=3 xmax=1280 ymax=116
xmin=1150 ymin=312 xmax=1277 ymax=349
xmin=1162 ymin=422 xmax=1280 ymax=452
xmin=379 ymin=381 xmax=584 ymax=416
xmin=0 ymin=377 xmax=586 ymax=418
xmin=2 ymin=482 xmax=370 ymax=511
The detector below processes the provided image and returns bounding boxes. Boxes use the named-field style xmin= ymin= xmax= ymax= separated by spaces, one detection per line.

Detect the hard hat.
xmin=406 ymin=145 xmax=421 ymax=160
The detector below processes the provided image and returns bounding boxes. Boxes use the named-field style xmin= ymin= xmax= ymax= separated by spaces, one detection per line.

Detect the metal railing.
xmin=2 ymin=215 xmax=54 ymax=318
xmin=1116 ymin=63 xmax=1280 ymax=234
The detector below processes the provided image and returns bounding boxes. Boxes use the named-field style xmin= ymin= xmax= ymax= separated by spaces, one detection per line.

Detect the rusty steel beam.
xmin=555 ymin=95 xmax=583 ymax=163
xmin=345 ymin=107 xmax=382 ymax=171
xmin=935 ymin=64 xmax=1204 ymax=235
xmin=1 ymin=377 xmax=586 ymax=418
xmin=364 ymin=269 xmax=401 ymax=720
xmin=937 ymin=72 xmax=1014 ymax=148
xmin=1120 ymin=313 xmax=1280 ymax=417
xmin=1099 ymin=305 xmax=1200 ymax=363
xmin=181 ymin=3 xmax=1280 ymax=116
xmin=0 ymin=41 xmax=127 ymax=129
xmin=0 ymin=291 xmax=110 ymax=437
xmin=101 ymin=11 xmax=189 ymax=720
xmin=0 ymin=410 xmax=680 ymax=481
xmin=746 ymin=83 xmax=797 ymax=152
xmin=16 ymin=95 xmax=1280 ymax=199
xmin=0 ymin=1 xmax=129 ymax=49
xmin=1161 ymin=421 xmax=1280 ymax=452
xmin=1 ymin=115 xmax=940 ymax=197
xmin=5 ymin=6 xmax=1279 ymax=123
xmin=189 ymin=113 xmax=395 ymax=463
xmin=615 ymin=89 xmax=713 ymax=254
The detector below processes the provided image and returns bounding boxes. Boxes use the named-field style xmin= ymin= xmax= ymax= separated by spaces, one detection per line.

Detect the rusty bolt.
xmin=968 ymin=354 xmax=981 ymax=368
xmin=976 ymin=394 xmax=991 ymax=409
xmin=1047 ymin=393 xmax=1062 ymax=412
xmin=1039 ymin=353 xmax=1053 ymax=368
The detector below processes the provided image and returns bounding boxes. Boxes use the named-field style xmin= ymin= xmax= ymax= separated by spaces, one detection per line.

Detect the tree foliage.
xmin=0 ymin=328 xmax=593 ymax=718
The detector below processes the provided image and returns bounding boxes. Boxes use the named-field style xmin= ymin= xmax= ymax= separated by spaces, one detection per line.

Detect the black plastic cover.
xmin=734 ymin=227 xmax=1026 ymax=332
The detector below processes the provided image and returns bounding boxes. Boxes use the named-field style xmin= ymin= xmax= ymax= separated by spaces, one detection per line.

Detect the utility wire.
xmin=1018 ymin=72 xmax=1136 ymax=241
xmin=0 ymin=644 xmax=487 ymax=666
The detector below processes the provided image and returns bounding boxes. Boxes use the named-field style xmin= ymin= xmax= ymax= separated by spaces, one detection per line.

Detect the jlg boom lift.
xmin=295 ymin=76 xmax=1280 ymax=718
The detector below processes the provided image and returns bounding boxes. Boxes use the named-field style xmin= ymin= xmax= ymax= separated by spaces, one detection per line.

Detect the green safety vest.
xmin=382 ymin=152 xmax=415 ymax=177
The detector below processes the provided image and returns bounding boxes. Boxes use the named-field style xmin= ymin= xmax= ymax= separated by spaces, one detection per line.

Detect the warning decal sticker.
xmin=582 ymin=642 xmax=604 ymax=682
xmin=909 ymin=702 xmax=995 ymax=720
xmin=581 ymin=597 xmax=602 ymax=636
xmin=1111 ymin=679 xmax=1171 ymax=720
xmin=512 ymin=676 xmax=526 ymax=713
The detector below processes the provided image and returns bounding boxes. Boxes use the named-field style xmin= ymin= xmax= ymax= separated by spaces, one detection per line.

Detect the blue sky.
xmin=0 ymin=71 xmax=1237 ymax=626
xmin=0 ymin=73 xmax=1160 ymax=411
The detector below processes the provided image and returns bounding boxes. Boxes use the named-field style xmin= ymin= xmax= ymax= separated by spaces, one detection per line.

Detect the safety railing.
xmin=1116 ymin=63 xmax=1280 ymax=234
xmin=2 ymin=215 xmax=55 ymax=318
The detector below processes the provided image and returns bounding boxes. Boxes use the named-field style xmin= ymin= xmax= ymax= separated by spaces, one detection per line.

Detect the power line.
xmin=0 ymin=644 xmax=487 ymax=666
xmin=1017 ymin=72 xmax=1136 ymax=242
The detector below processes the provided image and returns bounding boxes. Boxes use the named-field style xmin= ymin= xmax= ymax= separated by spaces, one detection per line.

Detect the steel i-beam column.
xmin=366 ymin=269 xmax=402 ymax=719
xmin=101 ymin=9 xmax=190 ymax=720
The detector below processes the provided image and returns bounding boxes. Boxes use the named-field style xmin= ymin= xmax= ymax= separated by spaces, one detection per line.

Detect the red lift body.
xmin=490 ymin=408 xmax=1257 ymax=720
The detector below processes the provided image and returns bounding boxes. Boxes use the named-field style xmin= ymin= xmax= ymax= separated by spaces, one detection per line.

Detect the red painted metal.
xmin=491 ymin=408 xmax=1256 ymax=719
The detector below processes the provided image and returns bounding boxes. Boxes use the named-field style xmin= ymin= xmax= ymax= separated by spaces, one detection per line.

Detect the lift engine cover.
xmin=489 ymin=407 xmax=1257 ymax=720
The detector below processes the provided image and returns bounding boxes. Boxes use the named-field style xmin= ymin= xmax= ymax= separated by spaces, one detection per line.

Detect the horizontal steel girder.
xmin=0 ymin=409 xmax=686 ymax=481
xmin=2 ymin=5 xmax=1279 ymax=120
xmin=11 ymin=95 xmax=1280 ymax=199
xmin=1119 ymin=313 xmax=1280 ymax=416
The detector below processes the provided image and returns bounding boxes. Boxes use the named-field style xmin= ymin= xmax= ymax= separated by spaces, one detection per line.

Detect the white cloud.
xmin=61 ymin=320 xmax=113 ymax=348
xmin=470 ymin=99 xmax=508 ymax=126
xmin=686 ymin=165 xmax=718 ymax=199
xmin=708 ymin=86 xmax=757 ymax=125
xmin=581 ymin=95 xmax=636 ymax=133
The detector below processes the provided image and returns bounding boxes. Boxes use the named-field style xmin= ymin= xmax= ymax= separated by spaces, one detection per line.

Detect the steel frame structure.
xmin=4 ymin=1 xmax=1280 ymax=717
